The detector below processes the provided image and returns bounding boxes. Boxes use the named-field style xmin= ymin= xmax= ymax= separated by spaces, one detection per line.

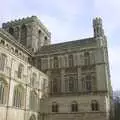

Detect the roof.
xmin=36 ymin=37 xmax=96 ymax=55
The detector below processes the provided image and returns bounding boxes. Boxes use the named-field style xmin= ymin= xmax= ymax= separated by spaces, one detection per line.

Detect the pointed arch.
xmin=86 ymin=75 xmax=92 ymax=91
xmin=38 ymin=30 xmax=41 ymax=39
xmin=0 ymin=53 xmax=7 ymax=71
xmin=18 ymin=64 xmax=24 ymax=79
xmin=0 ymin=77 xmax=8 ymax=104
xmin=30 ymin=73 xmax=37 ymax=87
xmin=84 ymin=51 xmax=90 ymax=65
xmin=13 ymin=84 xmax=24 ymax=108
xmin=68 ymin=54 xmax=74 ymax=67
xmin=29 ymin=114 xmax=36 ymax=120
xmin=15 ymin=27 xmax=20 ymax=40
xmin=69 ymin=76 xmax=74 ymax=92
xmin=29 ymin=90 xmax=38 ymax=111
xmin=9 ymin=27 xmax=14 ymax=36
xmin=44 ymin=36 xmax=48 ymax=45
xmin=54 ymin=56 xmax=59 ymax=68
xmin=52 ymin=78 xmax=58 ymax=93
xmin=21 ymin=24 xmax=27 ymax=46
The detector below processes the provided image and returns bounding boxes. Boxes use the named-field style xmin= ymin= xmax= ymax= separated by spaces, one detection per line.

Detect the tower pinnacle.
xmin=93 ymin=17 xmax=104 ymax=37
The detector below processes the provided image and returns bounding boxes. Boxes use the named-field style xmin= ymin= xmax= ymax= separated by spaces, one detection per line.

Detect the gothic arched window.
xmin=52 ymin=102 xmax=59 ymax=112
xmin=15 ymin=27 xmax=19 ymax=40
xmin=30 ymin=73 xmax=37 ymax=87
xmin=13 ymin=84 xmax=24 ymax=108
xmin=71 ymin=101 xmax=78 ymax=112
xmin=0 ymin=78 xmax=8 ymax=104
xmin=38 ymin=30 xmax=41 ymax=38
xmin=18 ymin=64 xmax=24 ymax=79
xmin=54 ymin=56 xmax=59 ymax=68
xmin=52 ymin=79 xmax=58 ymax=93
xmin=69 ymin=54 xmax=74 ymax=67
xmin=0 ymin=53 xmax=7 ymax=71
xmin=44 ymin=36 xmax=48 ymax=45
xmin=84 ymin=52 xmax=90 ymax=65
xmin=69 ymin=77 xmax=74 ymax=92
xmin=29 ymin=114 xmax=36 ymax=120
xmin=21 ymin=24 xmax=27 ymax=46
xmin=9 ymin=27 xmax=14 ymax=36
xmin=29 ymin=90 xmax=38 ymax=111
xmin=91 ymin=100 xmax=99 ymax=111
xmin=86 ymin=75 xmax=92 ymax=91
xmin=92 ymin=76 xmax=96 ymax=90
xmin=38 ymin=30 xmax=42 ymax=47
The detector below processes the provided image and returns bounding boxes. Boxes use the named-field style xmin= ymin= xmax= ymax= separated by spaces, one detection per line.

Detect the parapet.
xmin=2 ymin=16 xmax=51 ymax=36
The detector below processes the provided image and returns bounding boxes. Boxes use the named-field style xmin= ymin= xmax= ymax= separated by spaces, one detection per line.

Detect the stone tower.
xmin=2 ymin=16 xmax=51 ymax=52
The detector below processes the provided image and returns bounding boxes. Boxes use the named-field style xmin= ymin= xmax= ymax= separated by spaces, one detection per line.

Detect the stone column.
xmin=61 ymin=69 xmax=65 ymax=93
xmin=77 ymin=67 xmax=82 ymax=92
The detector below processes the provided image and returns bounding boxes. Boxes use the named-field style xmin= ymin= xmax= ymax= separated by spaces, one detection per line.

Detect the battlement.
xmin=1 ymin=16 xmax=51 ymax=52
xmin=2 ymin=16 xmax=51 ymax=36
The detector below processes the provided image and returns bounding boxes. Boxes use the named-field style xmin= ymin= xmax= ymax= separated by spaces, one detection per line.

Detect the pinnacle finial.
xmin=93 ymin=17 xmax=104 ymax=37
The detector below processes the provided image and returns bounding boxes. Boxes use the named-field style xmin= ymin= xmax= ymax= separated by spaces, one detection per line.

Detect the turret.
xmin=93 ymin=17 xmax=104 ymax=38
xmin=2 ymin=16 xmax=51 ymax=53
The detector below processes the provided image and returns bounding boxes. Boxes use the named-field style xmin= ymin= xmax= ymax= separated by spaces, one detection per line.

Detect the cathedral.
xmin=0 ymin=16 xmax=112 ymax=120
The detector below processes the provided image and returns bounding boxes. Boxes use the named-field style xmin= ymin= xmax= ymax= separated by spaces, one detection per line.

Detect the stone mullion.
xmin=77 ymin=67 xmax=82 ymax=92
xmin=13 ymin=90 xmax=15 ymax=106
xmin=40 ymin=32 xmax=44 ymax=46
xmin=4 ymin=86 xmax=7 ymax=104
xmin=73 ymin=53 xmax=78 ymax=66
xmin=20 ymin=91 xmax=23 ymax=107
xmin=61 ymin=69 xmax=65 ymax=93
xmin=16 ymin=89 xmax=18 ymax=107
xmin=74 ymin=74 xmax=78 ymax=92
xmin=64 ymin=55 xmax=68 ymax=68
xmin=18 ymin=89 xmax=20 ymax=107
xmin=1 ymin=86 xmax=4 ymax=104
xmin=48 ymin=57 xmax=50 ymax=69
xmin=15 ymin=89 xmax=17 ymax=107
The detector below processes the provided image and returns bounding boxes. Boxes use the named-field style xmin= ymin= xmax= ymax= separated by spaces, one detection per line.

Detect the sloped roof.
xmin=37 ymin=37 xmax=96 ymax=54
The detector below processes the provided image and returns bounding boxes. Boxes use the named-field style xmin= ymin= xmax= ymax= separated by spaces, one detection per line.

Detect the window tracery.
xmin=54 ymin=56 xmax=59 ymax=68
xmin=84 ymin=52 xmax=90 ymax=65
xmin=68 ymin=54 xmax=74 ymax=67
xmin=29 ymin=90 xmax=38 ymax=111
xmin=29 ymin=114 xmax=36 ymax=120
xmin=9 ymin=27 xmax=14 ymax=36
xmin=30 ymin=73 xmax=37 ymax=87
xmin=21 ymin=24 xmax=27 ymax=46
xmin=0 ymin=53 xmax=7 ymax=71
xmin=15 ymin=27 xmax=19 ymax=40
xmin=0 ymin=78 xmax=8 ymax=104
xmin=18 ymin=64 xmax=24 ymax=79
xmin=13 ymin=84 xmax=24 ymax=108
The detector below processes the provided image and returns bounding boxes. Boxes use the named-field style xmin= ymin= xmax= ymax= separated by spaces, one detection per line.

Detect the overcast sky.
xmin=0 ymin=0 xmax=120 ymax=90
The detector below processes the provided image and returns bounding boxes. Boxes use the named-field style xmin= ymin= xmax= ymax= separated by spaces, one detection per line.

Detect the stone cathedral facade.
xmin=0 ymin=16 xmax=112 ymax=120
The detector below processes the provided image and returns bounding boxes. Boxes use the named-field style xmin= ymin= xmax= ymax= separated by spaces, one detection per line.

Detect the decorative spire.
xmin=93 ymin=17 xmax=104 ymax=37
